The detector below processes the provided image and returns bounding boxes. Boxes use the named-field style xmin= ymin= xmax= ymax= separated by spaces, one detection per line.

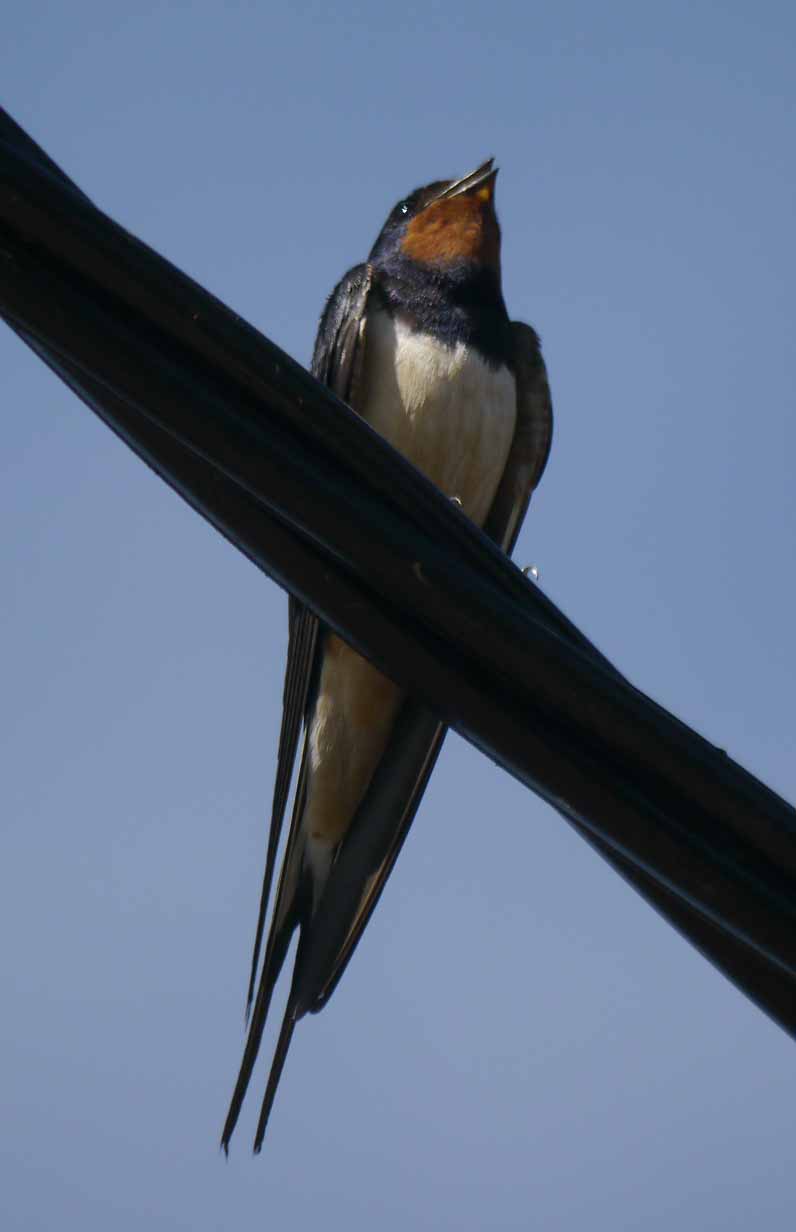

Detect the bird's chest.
xmin=361 ymin=310 xmax=516 ymax=526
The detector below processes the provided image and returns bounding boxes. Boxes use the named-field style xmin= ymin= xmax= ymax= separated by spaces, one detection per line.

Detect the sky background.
xmin=2 ymin=2 xmax=795 ymax=1228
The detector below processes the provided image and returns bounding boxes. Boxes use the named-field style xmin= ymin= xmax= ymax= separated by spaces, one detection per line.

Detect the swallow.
xmin=221 ymin=158 xmax=553 ymax=1153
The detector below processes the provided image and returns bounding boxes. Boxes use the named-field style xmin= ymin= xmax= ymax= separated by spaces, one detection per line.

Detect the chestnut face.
xmin=400 ymin=178 xmax=500 ymax=271
xmin=369 ymin=161 xmax=501 ymax=275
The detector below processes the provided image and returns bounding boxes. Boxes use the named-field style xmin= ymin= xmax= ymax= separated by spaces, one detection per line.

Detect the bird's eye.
xmin=400 ymin=202 xmax=409 ymax=215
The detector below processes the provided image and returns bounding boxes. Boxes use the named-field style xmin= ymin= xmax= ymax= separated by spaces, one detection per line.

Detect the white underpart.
xmin=364 ymin=311 xmax=517 ymax=525
xmin=302 ymin=308 xmax=517 ymax=891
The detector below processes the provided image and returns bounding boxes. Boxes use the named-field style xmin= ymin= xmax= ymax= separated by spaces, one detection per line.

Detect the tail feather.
xmin=221 ymin=908 xmax=297 ymax=1153
xmin=222 ymin=789 xmax=311 ymax=1153
xmin=246 ymin=607 xmax=319 ymax=1020
xmin=244 ymin=800 xmax=288 ymax=1025
xmin=253 ymin=1009 xmax=297 ymax=1153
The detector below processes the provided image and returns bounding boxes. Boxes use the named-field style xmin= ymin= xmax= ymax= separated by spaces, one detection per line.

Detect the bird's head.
xmin=369 ymin=158 xmax=501 ymax=277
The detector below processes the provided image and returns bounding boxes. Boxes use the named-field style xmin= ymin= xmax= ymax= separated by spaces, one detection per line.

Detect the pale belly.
xmin=303 ymin=310 xmax=516 ymax=855
xmin=363 ymin=310 xmax=517 ymax=525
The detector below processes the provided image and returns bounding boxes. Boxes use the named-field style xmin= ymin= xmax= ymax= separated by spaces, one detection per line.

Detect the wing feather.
xmin=483 ymin=321 xmax=553 ymax=553
xmin=223 ymin=264 xmax=373 ymax=1149
xmin=244 ymin=600 xmax=319 ymax=1015
xmin=243 ymin=264 xmax=373 ymax=1013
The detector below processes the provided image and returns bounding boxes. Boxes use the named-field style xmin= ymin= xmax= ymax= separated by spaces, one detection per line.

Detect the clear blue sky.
xmin=2 ymin=2 xmax=795 ymax=1228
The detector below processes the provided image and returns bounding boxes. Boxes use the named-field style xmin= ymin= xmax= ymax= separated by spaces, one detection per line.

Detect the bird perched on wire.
xmin=222 ymin=158 xmax=553 ymax=1153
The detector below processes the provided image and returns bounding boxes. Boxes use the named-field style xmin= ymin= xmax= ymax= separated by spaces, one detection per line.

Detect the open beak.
xmin=432 ymin=157 xmax=498 ymax=204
